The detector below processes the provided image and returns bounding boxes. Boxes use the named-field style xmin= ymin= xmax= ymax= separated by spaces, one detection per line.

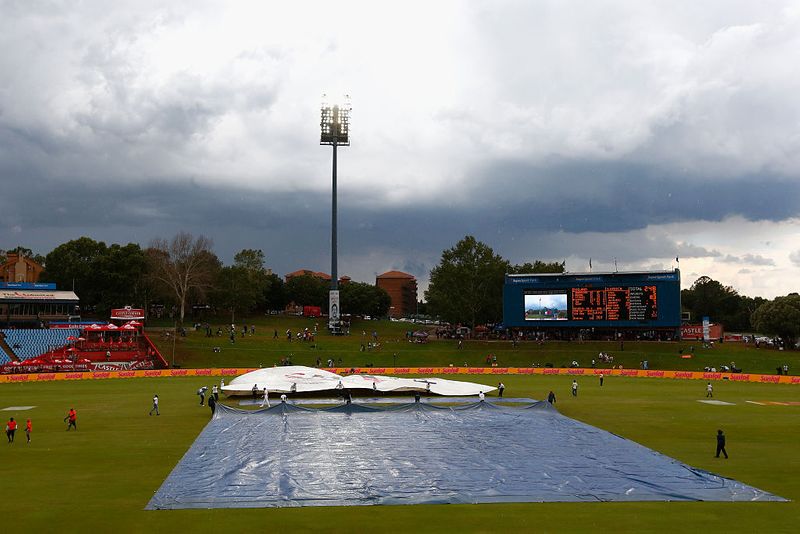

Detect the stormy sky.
xmin=1 ymin=0 xmax=799 ymax=298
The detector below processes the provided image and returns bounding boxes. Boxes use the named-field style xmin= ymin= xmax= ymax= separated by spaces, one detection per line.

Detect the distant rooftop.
xmin=376 ymin=270 xmax=416 ymax=280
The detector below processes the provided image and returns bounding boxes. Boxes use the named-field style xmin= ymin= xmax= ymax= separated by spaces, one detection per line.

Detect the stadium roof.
xmin=0 ymin=289 xmax=79 ymax=303
xmin=376 ymin=270 xmax=415 ymax=279
xmin=506 ymin=269 xmax=680 ymax=278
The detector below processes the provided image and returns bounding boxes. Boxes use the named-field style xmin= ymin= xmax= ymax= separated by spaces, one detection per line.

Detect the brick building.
xmin=0 ymin=253 xmax=44 ymax=284
xmin=376 ymin=271 xmax=417 ymax=319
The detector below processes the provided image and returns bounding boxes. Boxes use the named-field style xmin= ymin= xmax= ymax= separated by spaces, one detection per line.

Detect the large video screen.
xmin=524 ymin=291 xmax=568 ymax=321
xmin=504 ymin=271 xmax=680 ymax=328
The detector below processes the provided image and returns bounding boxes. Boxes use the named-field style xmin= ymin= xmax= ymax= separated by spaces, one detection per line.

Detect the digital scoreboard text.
xmin=570 ymin=285 xmax=657 ymax=321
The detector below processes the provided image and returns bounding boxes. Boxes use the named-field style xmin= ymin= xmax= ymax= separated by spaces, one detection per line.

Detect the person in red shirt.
xmin=64 ymin=408 xmax=77 ymax=431
xmin=25 ymin=419 xmax=32 ymax=444
xmin=6 ymin=417 xmax=17 ymax=443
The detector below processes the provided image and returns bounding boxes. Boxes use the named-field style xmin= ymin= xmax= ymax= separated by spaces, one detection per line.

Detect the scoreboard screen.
xmin=505 ymin=271 xmax=679 ymax=328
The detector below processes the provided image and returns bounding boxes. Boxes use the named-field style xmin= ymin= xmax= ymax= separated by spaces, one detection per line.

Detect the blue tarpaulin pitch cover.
xmin=147 ymin=401 xmax=785 ymax=509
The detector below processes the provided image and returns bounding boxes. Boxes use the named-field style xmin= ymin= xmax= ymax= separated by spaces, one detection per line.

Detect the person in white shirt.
xmin=572 ymin=380 xmax=578 ymax=397
xmin=478 ymin=391 xmax=485 ymax=402
xmin=149 ymin=394 xmax=159 ymax=416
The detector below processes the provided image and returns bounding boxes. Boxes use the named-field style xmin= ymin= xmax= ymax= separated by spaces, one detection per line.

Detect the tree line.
xmin=3 ymin=234 xmax=799 ymax=344
xmin=3 ymin=234 xmax=390 ymax=323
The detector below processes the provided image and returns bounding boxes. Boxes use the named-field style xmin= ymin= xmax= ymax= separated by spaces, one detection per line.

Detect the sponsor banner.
xmin=3 ymin=367 xmax=800 ymax=384
xmin=0 ymin=289 xmax=78 ymax=301
xmin=681 ymin=325 xmax=704 ymax=340
xmin=328 ymin=290 xmax=340 ymax=324
xmin=110 ymin=307 xmax=145 ymax=320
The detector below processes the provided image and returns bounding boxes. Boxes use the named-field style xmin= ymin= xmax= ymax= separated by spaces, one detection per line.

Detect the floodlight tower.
xmin=320 ymin=94 xmax=351 ymax=333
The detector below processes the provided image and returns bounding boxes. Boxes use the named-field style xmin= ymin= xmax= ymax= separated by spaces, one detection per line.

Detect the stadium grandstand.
xmin=1 ymin=328 xmax=80 ymax=361
xmin=0 ymin=317 xmax=168 ymax=373
xmin=0 ymin=281 xmax=79 ymax=327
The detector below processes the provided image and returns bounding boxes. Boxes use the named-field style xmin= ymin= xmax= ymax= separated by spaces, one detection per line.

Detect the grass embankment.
xmin=150 ymin=315 xmax=798 ymax=375
xmin=1 ymin=375 xmax=798 ymax=532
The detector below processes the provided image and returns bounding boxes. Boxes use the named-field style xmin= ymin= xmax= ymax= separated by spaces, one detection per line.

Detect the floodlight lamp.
xmin=320 ymin=94 xmax=351 ymax=146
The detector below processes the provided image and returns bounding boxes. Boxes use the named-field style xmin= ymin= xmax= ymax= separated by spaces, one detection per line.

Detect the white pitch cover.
xmin=221 ymin=365 xmax=496 ymax=397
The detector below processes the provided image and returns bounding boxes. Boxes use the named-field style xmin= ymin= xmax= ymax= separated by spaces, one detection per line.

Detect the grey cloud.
xmin=676 ymin=243 xmax=721 ymax=258
xmin=467 ymin=158 xmax=800 ymax=234
xmin=719 ymin=253 xmax=775 ymax=266
xmin=790 ymin=250 xmax=800 ymax=267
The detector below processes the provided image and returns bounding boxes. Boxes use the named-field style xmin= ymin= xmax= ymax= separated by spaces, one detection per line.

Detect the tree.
xmin=41 ymin=237 xmax=108 ymax=305
xmin=425 ymin=236 xmax=510 ymax=326
xmin=751 ymin=294 xmax=800 ymax=345
xmin=91 ymin=243 xmax=147 ymax=314
xmin=509 ymin=260 xmax=565 ymax=274
xmin=146 ymin=233 xmax=220 ymax=324
xmin=233 ymin=249 xmax=266 ymax=271
xmin=212 ymin=266 xmax=260 ymax=322
xmin=263 ymin=273 xmax=288 ymax=312
xmin=285 ymin=274 xmax=328 ymax=308
xmin=681 ymin=276 xmax=753 ymax=331
xmin=234 ymin=248 xmax=271 ymax=309
xmin=341 ymin=282 xmax=391 ymax=317
xmin=40 ymin=238 xmax=147 ymax=315
xmin=211 ymin=249 xmax=272 ymax=321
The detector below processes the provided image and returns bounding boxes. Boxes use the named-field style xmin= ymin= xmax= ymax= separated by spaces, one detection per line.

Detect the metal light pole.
xmin=320 ymin=94 xmax=351 ymax=334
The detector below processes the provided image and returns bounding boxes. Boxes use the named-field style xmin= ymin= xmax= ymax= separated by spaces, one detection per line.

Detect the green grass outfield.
xmin=2 ymin=374 xmax=798 ymax=533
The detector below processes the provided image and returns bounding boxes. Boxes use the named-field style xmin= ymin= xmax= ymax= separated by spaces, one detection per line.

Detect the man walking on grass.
xmin=6 ymin=417 xmax=16 ymax=443
xmin=64 ymin=408 xmax=77 ymax=430
xmin=715 ymin=429 xmax=728 ymax=458
xmin=150 ymin=394 xmax=160 ymax=416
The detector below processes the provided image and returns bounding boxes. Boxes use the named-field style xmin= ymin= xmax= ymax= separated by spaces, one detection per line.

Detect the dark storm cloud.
xmin=465 ymin=158 xmax=800 ymax=233
xmin=1 ymin=156 xmax=788 ymax=280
